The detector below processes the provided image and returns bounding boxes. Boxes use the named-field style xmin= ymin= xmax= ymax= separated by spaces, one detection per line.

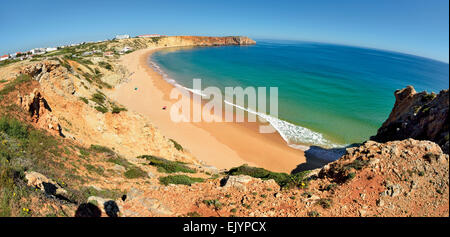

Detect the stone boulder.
xmin=25 ymin=171 xmax=67 ymax=197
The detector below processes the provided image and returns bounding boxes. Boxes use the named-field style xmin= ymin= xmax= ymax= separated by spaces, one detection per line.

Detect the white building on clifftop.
xmin=115 ymin=34 xmax=130 ymax=40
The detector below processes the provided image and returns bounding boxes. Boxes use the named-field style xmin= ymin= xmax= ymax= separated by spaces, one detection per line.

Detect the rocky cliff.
xmin=159 ymin=36 xmax=256 ymax=46
xmin=371 ymin=86 xmax=449 ymax=153
xmin=0 ymin=37 xmax=448 ymax=217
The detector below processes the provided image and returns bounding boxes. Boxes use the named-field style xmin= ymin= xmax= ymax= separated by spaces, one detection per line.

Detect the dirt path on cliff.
xmin=111 ymin=47 xmax=307 ymax=173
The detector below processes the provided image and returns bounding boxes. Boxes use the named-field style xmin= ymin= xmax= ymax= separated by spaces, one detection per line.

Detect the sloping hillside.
xmin=0 ymin=37 xmax=448 ymax=217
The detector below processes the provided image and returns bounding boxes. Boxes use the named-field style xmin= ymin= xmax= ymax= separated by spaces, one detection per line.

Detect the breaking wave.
xmin=149 ymin=59 xmax=343 ymax=151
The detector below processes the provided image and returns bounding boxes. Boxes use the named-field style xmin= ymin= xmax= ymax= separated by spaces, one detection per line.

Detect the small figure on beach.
xmin=134 ymin=87 xmax=138 ymax=91
xmin=162 ymin=106 xmax=167 ymax=110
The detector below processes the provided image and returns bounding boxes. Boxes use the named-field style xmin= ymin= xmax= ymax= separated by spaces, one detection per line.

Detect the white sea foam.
xmin=149 ymin=59 xmax=344 ymax=151
xmin=224 ymin=100 xmax=340 ymax=149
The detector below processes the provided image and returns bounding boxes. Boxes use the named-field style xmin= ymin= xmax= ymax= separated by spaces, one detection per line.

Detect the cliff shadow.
xmin=291 ymin=145 xmax=357 ymax=174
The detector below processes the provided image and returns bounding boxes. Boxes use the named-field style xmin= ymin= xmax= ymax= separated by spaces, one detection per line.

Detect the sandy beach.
xmin=112 ymin=47 xmax=307 ymax=173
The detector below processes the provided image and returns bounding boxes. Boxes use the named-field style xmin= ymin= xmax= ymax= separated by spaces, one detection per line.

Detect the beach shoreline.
xmin=112 ymin=46 xmax=307 ymax=173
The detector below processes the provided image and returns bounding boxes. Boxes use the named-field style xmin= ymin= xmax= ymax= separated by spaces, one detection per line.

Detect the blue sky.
xmin=1 ymin=0 xmax=449 ymax=62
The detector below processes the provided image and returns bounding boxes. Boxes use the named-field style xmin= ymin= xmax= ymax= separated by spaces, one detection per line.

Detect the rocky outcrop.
xmin=17 ymin=89 xmax=62 ymax=135
xmin=371 ymin=86 xmax=449 ymax=153
xmin=20 ymin=61 xmax=75 ymax=95
xmin=25 ymin=171 xmax=68 ymax=197
xmin=316 ymin=139 xmax=448 ymax=216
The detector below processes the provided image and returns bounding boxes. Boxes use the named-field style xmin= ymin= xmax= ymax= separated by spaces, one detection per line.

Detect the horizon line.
xmin=1 ymin=34 xmax=449 ymax=64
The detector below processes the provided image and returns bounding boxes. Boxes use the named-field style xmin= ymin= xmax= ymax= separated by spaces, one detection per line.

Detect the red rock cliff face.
xmin=371 ymin=86 xmax=449 ymax=153
xmin=173 ymin=36 xmax=256 ymax=45
xmin=157 ymin=36 xmax=256 ymax=47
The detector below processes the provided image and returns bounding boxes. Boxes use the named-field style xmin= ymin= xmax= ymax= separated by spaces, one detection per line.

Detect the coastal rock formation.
xmin=1 ymin=36 xmax=448 ymax=217
xmin=107 ymin=36 xmax=256 ymax=53
xmin=315 ymin=139 xmax=448 ymax=216
xmin=162 ymin=36 xmax=257 ymax=46
xmin=17 ymin=88 xmax=62 ymax=135
xmin=20 ymin=61 xmax=75 ymax=95
xmin=371 ymin=86 xmax=449 ymax=153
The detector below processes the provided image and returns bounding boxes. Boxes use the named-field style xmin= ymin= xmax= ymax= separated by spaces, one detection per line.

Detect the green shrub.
xmin=124 ymin=166 xmax=147 ymax=179
xmin=0 ymin=117 xmax=29 ymax=140
xmin=139 ymin=155 xmax=196 ymax=174
xmin=316 ymin=198 xmax=332 ymax=209
xmin=159 ymin=175 xmax=204 ymax=186
xmin=346 ymin=172 xmax=356 ymax=181
xmin=169 ymin=139 xmax=183 ymax=151
xmin=344 ymin=159 xmax=369 ymax=171
xmin=91 ymin=93 xmax=106 ymax=105
xmin=185 ymin=211 xmax=201 ymax=217
xmin=202 ymin=199 xmax=222 ymax=210
xmin=107 ymin=156 xmax=132 ymax=169
xmin=94 ymin=106 xmax=108 ymax=113
xmin=98 ymin=61 xmax=112 ymax=70
xmin=151 ymin=37 xmax=161 ymax=43
xmin=79 ymin=97 xmax=89 ymax=104
xmin=226 ymin=165 xmax=309 ymax=189
xmin=308 ymin=211 xmax=320 ymax=217
xmin=112 ymin=106 xmax=127 ymax=114
xmin=422 ymin=93 xmax=436 ymax=101
xmin=326 ymin=183 xmax=338 ymax=191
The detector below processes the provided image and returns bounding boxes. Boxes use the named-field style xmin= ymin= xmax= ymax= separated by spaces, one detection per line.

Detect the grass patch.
xmin=0 ymin=116 xmax=78 ymax=216
xmin=80 ymin=186 xmax=122 ymax=201
xmin=90 ymin=144 xmax=115 ymax=155
xmin=139 ymin=155 xmax=196 ymax=174
xmin=0 ymin=116 xmax=29 ymax=139
xmin=226 ymin=165 xmax=309 ymax=189
xmin=84 ymin=164 xmax=104 ymax=176
xmin=159 ymin=175 xmax=204 ymax=186
xmin=0 ymin=59 xmax=20 ymax=68
xmin=0 ymin=74 xmax=32 ymax=100
xmin=124 ymin=166 xmax=147 ymax=179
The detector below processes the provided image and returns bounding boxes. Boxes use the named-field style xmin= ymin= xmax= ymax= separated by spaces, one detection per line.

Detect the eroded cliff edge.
xmin=0 ymin=37 xmax=448 ymax=217
xmin=371 ymin=86 xmax=449 ymax=153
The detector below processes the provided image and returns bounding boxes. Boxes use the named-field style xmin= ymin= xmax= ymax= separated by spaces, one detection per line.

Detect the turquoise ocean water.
xmin=151 ymin=39 xmax=449 ymax=148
